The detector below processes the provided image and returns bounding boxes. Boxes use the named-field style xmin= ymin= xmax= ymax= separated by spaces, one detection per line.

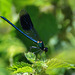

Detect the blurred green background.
xmin=0 ymin=0 xmax=75 ymax=75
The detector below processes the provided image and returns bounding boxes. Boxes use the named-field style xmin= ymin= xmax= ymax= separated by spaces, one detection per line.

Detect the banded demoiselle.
xmin=0 ymin=9 xmax=48 ymax=53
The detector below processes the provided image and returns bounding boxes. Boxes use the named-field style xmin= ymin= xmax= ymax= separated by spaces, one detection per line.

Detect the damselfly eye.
xmin=44 ymin=47 xmax=48 ymax=52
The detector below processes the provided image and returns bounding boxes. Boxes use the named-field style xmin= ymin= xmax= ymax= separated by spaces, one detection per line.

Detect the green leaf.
xmin=13 ymin=66 xmax=32 ymax=73
xmin=56 ymin=49 xmax=75 ymax=64
xmin=46 ymin=58 xmax=75 ymax=75
xmin=25 ymin=52 xmax=36 ymax=63
xmin=8 ymin=62 xmax=31 ymax=72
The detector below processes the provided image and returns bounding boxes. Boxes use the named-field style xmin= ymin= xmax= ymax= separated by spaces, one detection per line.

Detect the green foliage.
xmin=0 ymin=58 xmax=10 ymax=75
xmin=56 ymin=49 xmax=75 ymax=64
xmin=13 ymin=66 xmax=32 ymax=73
xmin=0 ymin=0 xmax=75 ymax=75
xmin=46 ymin=58 xmax=75 ymax=75
xmin=0 ymin=0 xmax=12 ymax=19
xmin=68 ymin=0 xmax=75 ymax=10
xmin=25 ymin=52 xmax=36 ymax=63
xmin=0 ymin=68 xmax=10 ymax=75
xmin=8 ymin=58 xmax=75 ymax=74
xmin=9 ymin=62 xmax=32 ymax=74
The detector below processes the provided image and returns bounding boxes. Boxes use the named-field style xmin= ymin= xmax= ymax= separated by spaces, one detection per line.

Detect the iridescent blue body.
xmin=0 ymin=10 xmax=48 ymax=52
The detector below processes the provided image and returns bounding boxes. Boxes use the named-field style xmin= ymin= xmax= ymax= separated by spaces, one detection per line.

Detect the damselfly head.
xmin=44 ymin=47 xmax=48 ymax=52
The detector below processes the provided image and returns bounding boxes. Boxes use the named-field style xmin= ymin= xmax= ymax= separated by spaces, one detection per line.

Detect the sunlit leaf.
xmin=46 ymin=58 xmax=75 ymax=75
xmin=56 ymin=49 xmax=75 ymax=64
xmin=25 ymin=52 xmax=36 ymax=63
